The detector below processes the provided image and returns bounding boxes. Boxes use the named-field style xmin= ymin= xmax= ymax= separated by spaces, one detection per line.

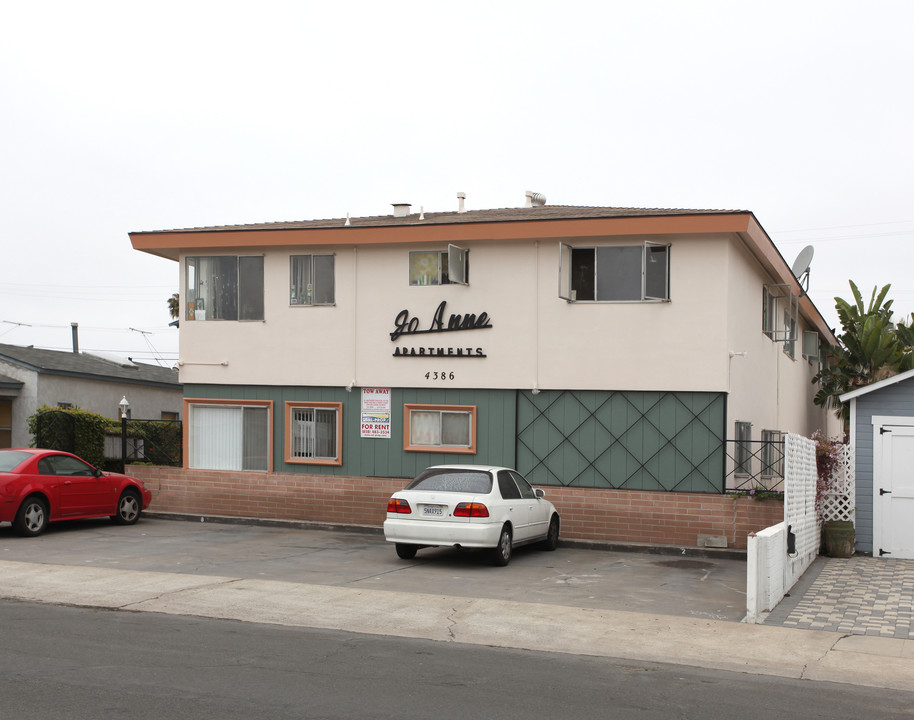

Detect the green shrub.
xmin=27 ymin=405 xmax=114 ymax=468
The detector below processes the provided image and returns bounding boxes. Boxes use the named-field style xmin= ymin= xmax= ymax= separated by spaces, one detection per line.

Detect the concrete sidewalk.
xmin=1 ymin=517 xmax=913 ymax=692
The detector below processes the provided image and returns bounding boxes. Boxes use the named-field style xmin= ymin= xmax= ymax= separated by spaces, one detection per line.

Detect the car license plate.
xmin=421 ymin=505 xmax=445 ymax=517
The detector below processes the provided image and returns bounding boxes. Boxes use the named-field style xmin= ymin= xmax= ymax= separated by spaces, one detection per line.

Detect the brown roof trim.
xmin=131 ymin=212 xmax=756 ymax=256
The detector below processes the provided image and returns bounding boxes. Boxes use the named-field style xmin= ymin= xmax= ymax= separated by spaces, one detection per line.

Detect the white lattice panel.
xmin=783 ymin=433 xmax=819 ymax=590
xmin=820 ymin=443 xmax=855 ymax=523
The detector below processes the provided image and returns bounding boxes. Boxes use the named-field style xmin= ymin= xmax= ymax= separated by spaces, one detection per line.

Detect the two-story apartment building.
xmin=129 ymin=194 xmax=840 ymax=548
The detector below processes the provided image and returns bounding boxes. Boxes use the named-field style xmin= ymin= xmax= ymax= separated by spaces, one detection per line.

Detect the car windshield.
xmin=0 ymin=450 xmax=31 ymax=473
xmin=406 ymin=470 xmax=492 ymax=494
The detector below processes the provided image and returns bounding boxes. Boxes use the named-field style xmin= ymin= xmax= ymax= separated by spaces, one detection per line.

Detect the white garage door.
xmin=874 ymin=422 xmax=914 ymax=559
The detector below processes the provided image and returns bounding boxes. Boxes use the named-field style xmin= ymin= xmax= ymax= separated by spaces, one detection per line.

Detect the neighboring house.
xmin=128 ymin=194 xmax=841 ymax=547
xmin=840 ymin=369 xmax=914 ymax=559
xmin=0 ymin=343 xmax=183 ymax=448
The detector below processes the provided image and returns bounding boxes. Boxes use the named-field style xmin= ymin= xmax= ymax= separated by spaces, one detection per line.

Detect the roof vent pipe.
xmin=457 ymin=192 xmax=466 ymax=213
xmin=525 ymin=191 xmax=546 ymax=208
xmin=71 ymin=322 xmax=79 ymax=354
xmin=392 ymin=203 xmax=411 ymax=217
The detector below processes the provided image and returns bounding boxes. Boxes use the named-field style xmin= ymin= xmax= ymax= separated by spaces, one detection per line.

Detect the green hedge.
xmin=27 ymin=405 xmax=114 ymax=468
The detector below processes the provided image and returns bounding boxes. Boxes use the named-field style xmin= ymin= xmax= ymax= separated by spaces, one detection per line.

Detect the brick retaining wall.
xmin=130 ymin=466 xmax=783 ymax=550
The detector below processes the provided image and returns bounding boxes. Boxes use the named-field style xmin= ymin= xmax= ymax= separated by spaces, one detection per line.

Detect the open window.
xmin=559 ymin=242 xmax=669 ymax=302
xmin=409 ymin=245 xmax=469 ymax=286
xmin=762 ymin=284 xmax=798 ymax=347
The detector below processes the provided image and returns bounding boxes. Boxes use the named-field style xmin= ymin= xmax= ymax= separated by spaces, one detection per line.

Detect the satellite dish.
xmin=791 ymin=245 xmax=814 ymax=291
xmin=791 ymin=245 xmax=814 ymax=278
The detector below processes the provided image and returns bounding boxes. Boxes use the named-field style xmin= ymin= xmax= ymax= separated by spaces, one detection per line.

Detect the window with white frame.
xmin=404 ymin=404 xmax=476 ymax=453
xmin=761 ymin=429 xmax=784 ymax=478
xmin=559 ymin=243 xmax=669 ymax=302
xmin=188 ymin=402 xmax=270 ymax=471
xmin=185 ymin=256 xmax=264 ymax=321
xmin=762 ymin=285 xmax=798 ymax=347
xmin=734 ymin=421 xmax=752 ymax=476
xmin=284 ymin=401 xmax=342 ymax=465
xmin=409 ymin=245 xmax=469 ymax=286
xmin=290 ymin=254 xmax=335 ymax=305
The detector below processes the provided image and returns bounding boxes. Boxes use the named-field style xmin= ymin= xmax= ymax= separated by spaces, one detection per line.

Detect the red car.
xmin=0 ymin=449 xmax=152 ymax=537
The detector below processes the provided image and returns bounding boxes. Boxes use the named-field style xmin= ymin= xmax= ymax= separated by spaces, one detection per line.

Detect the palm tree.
xmin=167 ymin=293 xmax=179 ymax=320
xmin=814 ymin=281 xmax=914 ymax=416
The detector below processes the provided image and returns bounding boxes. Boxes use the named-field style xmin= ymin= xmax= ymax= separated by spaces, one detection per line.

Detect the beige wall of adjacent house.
xmin=177 ymin=232 xmax=839 ymax=438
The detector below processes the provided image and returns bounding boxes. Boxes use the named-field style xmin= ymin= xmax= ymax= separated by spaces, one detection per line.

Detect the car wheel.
xmin=112 ymin=489 xmax=141 ymax=525
xmin=491 ymin=525 xmax=512 ymax=566
xmin=395 ymin=543 xmax=418 ymax=560
xmin=14 ymin=495 xmax=49 ymax=537
xmin=542 ymin=515 xmax=560 ymax=551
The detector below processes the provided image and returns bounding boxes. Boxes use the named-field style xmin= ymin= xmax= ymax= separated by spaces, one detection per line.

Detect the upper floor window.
xmin=186 ymin=256 xmax=264 ymax=321
xmin=290 ymin=254 xmax=335 ymax=306
xmin=409 ymin=245 xmax=468 ymax=286
xmin=762 ymin=285 xmax=798 ymax=346
xmin=783 ymin=311 xmax=798 ymax=358
xmin=559 ymin=242 xmax=669 ymax=302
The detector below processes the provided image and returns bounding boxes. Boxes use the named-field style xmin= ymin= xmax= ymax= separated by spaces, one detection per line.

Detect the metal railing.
xmin=725 ymin=439 xmax=785 ymax=492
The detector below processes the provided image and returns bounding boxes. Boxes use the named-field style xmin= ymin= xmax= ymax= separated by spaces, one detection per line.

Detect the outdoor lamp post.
xmin=119 ymin=396 xmax=129 ymax=473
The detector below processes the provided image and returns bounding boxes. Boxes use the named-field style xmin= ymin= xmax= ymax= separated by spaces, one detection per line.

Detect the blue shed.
xmin=840 ymin=369 xmax=914 ymax=558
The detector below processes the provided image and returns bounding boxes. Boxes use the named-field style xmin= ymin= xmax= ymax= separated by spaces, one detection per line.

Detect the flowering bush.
xmin=812 ymin=430 xmax=845 ymax=520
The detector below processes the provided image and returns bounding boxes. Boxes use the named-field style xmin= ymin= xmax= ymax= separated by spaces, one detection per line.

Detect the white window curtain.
xmin=190 ymin=405 xmax=269 ymax=471
xmin=191 ymin=406 xmax=243 ymax=470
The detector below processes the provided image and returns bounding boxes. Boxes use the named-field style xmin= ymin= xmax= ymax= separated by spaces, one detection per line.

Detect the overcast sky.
xmin=2 ymin=0 xmax=912 ymax=366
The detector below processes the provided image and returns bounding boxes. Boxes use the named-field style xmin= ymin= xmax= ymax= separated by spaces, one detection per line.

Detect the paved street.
xmin=2 ymin=515 xmax=914 ymax=693
xmin=3 ymin=601 xmax=914 ymax=720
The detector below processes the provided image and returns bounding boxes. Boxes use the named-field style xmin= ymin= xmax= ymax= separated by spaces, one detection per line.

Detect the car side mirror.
xmin=534 ymin=488 xmax=545 ymax=499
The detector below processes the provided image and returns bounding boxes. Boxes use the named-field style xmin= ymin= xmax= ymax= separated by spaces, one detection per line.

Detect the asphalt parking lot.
xmin=0 ymin=515 xmax=750 ymax=622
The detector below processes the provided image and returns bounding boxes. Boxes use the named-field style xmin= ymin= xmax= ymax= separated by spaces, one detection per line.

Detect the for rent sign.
xmin=360 ymin=387 xmax=391 ymax=438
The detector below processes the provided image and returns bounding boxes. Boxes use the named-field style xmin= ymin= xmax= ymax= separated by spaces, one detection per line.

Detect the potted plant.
xmin=813 ymin=431 xmax=854 ymax=557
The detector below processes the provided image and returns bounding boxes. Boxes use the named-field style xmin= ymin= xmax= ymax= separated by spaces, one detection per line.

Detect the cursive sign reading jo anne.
xmin=390 ymin=301 xmax=492 ymax=341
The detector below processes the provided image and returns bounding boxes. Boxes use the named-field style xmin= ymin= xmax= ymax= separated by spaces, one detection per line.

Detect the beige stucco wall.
xmin=725 ymin=237 xmax=841 ymax=439
xmin=179 ymin=235 xmax=731 ymax=391
xmin=176 ymin=232 xmax=840 ymax=438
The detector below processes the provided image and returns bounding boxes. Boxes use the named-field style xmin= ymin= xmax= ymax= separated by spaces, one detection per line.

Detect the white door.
xmin=874 ymin=423 xmax=914 ymax=559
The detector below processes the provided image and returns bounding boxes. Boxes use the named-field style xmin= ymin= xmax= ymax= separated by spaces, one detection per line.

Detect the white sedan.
xmin=383 ymin=464 xmax=560 ymax=566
